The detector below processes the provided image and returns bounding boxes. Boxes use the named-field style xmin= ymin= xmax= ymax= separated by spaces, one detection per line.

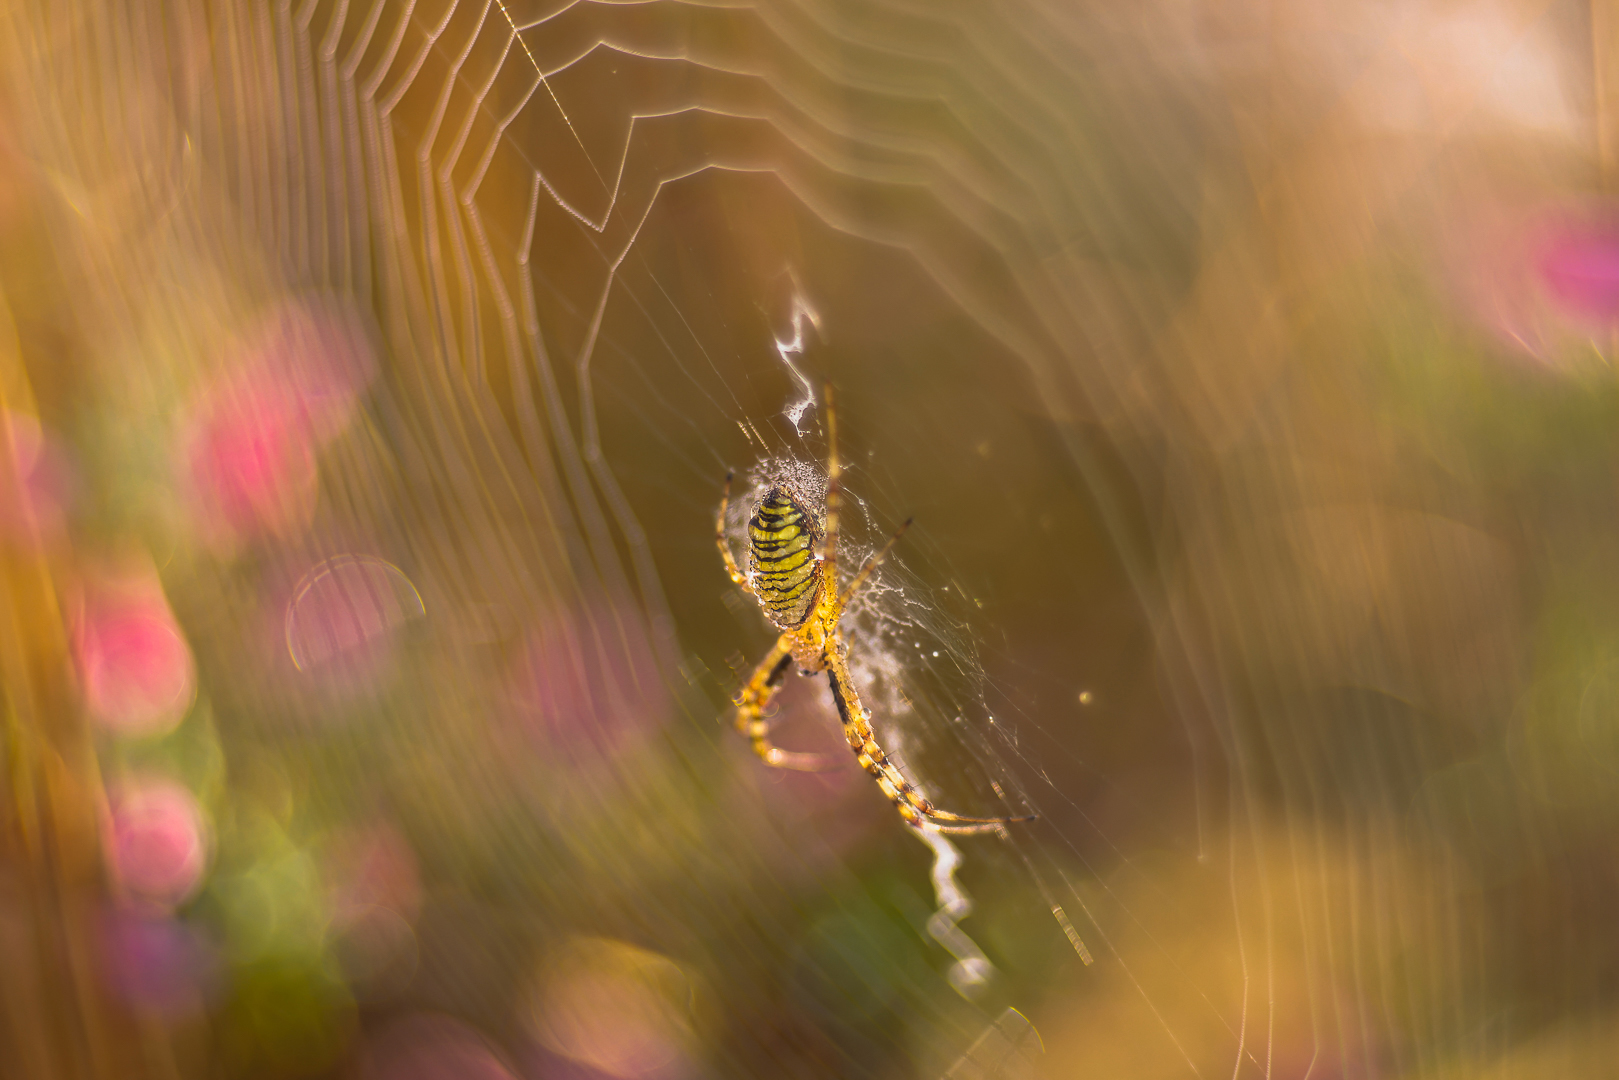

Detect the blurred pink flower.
xmin=76 ymin=584 xmax=195 ymax=737
xmin=98 ymin=908 xmax=219 ymax=1018
xmin=321 ymin=822 xmax=424 ymax=998
xmin=505 ymin=612 xmax=670 ymax=765
xmin=324 ymin=821 xmax=422 ymax=926
xmin=185 ymin=383 xmax=318 ymax=543
xmin=1537 ymin=225 xmax=1619 ymax=323
xmin=1446 ymin=200 xmax=1619 ymax=370
xmin=183 ymin=298 xmax=376 ymax=549
xmin=283 ymin=555 xmax=424 ymax=696
xmin=247 ymin=299 xmax=377 ymax=442
xmin=104 ymin=776 xmax=210 ymax=909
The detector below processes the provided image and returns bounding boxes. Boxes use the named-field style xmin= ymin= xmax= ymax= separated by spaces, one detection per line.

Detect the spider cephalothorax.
xmin=716 ymin=386 xmax=1033 ymax=835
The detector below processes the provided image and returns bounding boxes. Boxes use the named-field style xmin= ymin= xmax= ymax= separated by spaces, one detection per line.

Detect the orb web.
xmin=5 ymin=0 xmax=1599 ymax=1077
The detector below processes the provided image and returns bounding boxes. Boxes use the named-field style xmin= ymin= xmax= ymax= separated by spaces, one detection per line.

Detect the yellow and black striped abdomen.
xmin=748 ymin=488 xmax=821 ymax=629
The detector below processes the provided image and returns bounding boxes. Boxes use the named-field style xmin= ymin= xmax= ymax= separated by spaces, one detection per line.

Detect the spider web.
xmin=6 ymin=0 xmax=1607 ymax=1078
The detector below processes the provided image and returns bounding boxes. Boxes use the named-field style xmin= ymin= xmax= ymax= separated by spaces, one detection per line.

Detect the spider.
xmin=716 ymin=386 xmax=1034 ymax=836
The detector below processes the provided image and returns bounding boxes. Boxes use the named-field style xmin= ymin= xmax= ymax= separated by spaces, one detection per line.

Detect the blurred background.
xmin=5 ymin=0 xmax=1619 ymax=1077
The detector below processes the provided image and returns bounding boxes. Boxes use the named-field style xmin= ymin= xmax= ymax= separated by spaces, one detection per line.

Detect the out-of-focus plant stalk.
xmin=1593 ymin=1 xmax=1619 ymax=359
xmin=0 ymin=7 xmax=179 ymax=1077
xmin=0 ymin=304 xmax=138 ymax=1080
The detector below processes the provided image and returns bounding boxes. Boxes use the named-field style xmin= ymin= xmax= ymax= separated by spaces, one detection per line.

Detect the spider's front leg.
xmin=735 ymin=637 xmax=843 ymax=772
xmin=716 ymin=470 xmax=753 ymax=594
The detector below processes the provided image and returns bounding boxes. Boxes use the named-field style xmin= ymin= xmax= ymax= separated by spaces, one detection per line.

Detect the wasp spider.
xmin=717 ymin=386 xmax=1034 ymax=835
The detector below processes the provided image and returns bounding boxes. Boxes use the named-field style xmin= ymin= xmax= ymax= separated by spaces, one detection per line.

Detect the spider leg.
xmin=926 ymin=821 xmax=1016 ymax=836
xmin=716 ymin=470 xmax=754 ymax=594
xmin=817 ymin=384 xmax=910 ymax=619
xmin=824 ymin=640 xmax=1035 ymax=830
xmin=835 ymin=517 xmax=912 ymax=619
xmin=820 ymin=383 xmax=841 ymax=588
xmin=735 ymin=636 xmax=844 ymax=772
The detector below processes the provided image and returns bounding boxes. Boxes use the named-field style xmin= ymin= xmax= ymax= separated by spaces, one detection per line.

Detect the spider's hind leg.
xmin=735 ymin=636 xmax=844 ymax=772
xmin=825 ymin=644 xmax=1034 ymax=830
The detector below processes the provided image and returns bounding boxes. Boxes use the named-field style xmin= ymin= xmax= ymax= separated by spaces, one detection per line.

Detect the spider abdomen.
xmin=748 ymin=488 xmax=821 ymax=629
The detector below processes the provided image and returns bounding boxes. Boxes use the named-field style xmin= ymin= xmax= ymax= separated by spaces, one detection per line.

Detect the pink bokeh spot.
xmin=186 ymin=384 xmax=318 ymax=543
xmin=284 ymin=555 xmax=423 ymax=696
xmin=78 ymin=594 xmax=195 ymax=737
xmin=1538 ymin=227 xmax=1619 ymax=323
xmin=506 ymin=613 xmax=670 ymax=766
xmin=184 ymin=298 xmax=377 ymax=548
xmin=1439 ymin=199 xmax=1619 ymax=370
xmin=325 ymin=822 xmax=422 ymax=926
xmin=105 ymin=777 xmax=210 ymax=909
xmin=98 ymin=909 xmax=219 ymax=1017
xmin=321 ymin=823 xmax=424 ymax=997
xmin=251 ymin=301 xmax=378 ymax=441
